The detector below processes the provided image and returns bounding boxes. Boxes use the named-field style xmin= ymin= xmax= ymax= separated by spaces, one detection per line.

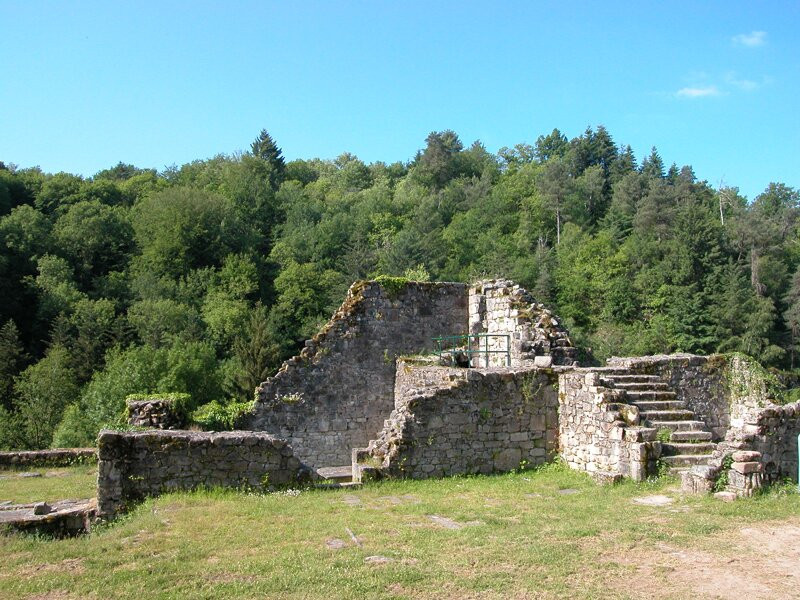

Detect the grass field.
xmin=0 ymin=466 xmax=97 ymax=504
xmin=1 ymin=464 xmax=798 ymax=599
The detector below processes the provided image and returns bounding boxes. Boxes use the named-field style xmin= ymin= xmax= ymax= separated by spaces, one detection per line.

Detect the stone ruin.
xmin=5 ymin=277 xmax=797 ymax=528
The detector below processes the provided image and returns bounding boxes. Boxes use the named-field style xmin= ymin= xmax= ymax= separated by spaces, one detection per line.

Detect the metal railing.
xmin=432 ymin=333 xmax=511 ymax=368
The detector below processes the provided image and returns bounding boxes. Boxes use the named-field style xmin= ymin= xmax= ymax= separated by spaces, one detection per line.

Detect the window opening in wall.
xmin=432 ymin=334 xmax=511 ymax=368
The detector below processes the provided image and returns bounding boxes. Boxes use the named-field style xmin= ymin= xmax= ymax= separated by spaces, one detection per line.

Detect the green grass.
xmin=0 ymin=464 xmax=798 ymax=599
xmin=0 ymin=466 xmax=97 ymax=504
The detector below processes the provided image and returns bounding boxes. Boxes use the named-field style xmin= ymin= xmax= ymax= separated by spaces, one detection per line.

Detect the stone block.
xmin=731 ymin=450 xmax=761 ymax=463
xmin=731 ymin=461 xmax=762 ymax=474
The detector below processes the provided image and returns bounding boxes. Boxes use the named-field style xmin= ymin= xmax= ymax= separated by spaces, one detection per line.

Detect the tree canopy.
xmin=1 ymin=126 xmax=798 ymax=449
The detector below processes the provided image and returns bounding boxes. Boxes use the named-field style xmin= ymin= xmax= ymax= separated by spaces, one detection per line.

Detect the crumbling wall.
xmin=361 ymin=364 xmax=559 ymax=479
xmin=97 ymin=430 xmax=305 ymax=518
xmin=726 ymin=402 xmax=800 ymax=483
xmin=126 ymin=394 xmax=187 ymax=430
xmin=469 ymin=280 xmax=576 ymax=368
xmin=558 ymin=370 xmax=662 ymax=481
xmin=244 ymin=281 xmax=468 ymax=468
xmin=0 ymin=448 xmax=96 ymax=468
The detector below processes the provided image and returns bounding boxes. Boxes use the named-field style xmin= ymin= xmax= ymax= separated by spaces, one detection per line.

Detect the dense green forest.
xmin=1 ymin=126 xmax=799 ymax=450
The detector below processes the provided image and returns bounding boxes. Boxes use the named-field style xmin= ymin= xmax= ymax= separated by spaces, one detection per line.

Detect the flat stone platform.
xmin=0 ymin=499 xmax=96 ymax=536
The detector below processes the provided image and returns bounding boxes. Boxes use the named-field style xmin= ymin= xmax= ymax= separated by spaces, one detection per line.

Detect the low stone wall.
xmin=0 ymin=448 xmax=96 ymax=469
xmin=0 ymin=499 xmax=96 ymax=537
xmin=361 ymin=365 xmax=559 ymax=479
xmin=244 ymin=280 xmax=469 ymax=468
xmin=97 ymin=430 xmax=306 ymax=518
xmin=559 ymin=369 xmax=662 ymax=481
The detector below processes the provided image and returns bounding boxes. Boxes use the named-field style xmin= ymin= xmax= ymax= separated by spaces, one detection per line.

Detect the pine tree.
xmin=250 ymin=129 xmax=286 ymax=188
xmin=0 ymin=320 xmax=26 ymax=410
xmin=640 ymin=147 xmax=665 ymax=179
xmin=232 ymin=304 xmax=281 ymax=399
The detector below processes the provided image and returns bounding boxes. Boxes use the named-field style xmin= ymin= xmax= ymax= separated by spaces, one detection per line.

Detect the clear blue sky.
xmin=2 ymin=1 xmax=798 ymax=200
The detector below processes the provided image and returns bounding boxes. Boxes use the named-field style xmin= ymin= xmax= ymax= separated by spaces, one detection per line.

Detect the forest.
xmin=1 ymin=126 xmax=799 ymax=450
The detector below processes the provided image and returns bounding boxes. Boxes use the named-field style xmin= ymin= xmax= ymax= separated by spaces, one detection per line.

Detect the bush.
xmin=51 ymin=341 xmax=225 ymax=447
xmin=191 ymin=399 xmax=254 ymax=431
xmin=51 ymin=404 xmax=100 ymax=448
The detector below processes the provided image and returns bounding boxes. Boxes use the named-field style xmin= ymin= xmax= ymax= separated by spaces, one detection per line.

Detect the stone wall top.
xmin=0 ymin=448 xmax=97 ymax=468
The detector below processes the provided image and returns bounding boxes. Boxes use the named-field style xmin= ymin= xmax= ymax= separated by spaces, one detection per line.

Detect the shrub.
xmin=191 ymin=399 xmax=254 ymax=431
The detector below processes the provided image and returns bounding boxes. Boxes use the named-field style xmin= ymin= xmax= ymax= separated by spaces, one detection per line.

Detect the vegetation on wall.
xmin=1 ymin=125 xmax=799 ymax=449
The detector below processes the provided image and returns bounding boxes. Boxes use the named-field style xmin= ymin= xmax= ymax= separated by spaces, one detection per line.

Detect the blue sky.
xmin=1 ymin=1 xmax=798 ymax=200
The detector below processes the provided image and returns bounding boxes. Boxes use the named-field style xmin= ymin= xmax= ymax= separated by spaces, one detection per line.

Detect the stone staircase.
xmin=314 ymin=465 xmax=361 ymax=488
xmin=600 ymin=372 xmax=716 ymax=475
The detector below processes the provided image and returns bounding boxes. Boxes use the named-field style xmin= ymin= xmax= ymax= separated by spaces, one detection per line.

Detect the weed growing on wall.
xmin=374 ymin=275 xmax=410 ymax=299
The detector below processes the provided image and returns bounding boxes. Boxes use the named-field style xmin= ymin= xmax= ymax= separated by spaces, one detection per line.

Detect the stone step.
xmin=629 ymin=400 xmax=687 ymax=411
xmin=641 ymin=409 xmax=695 ymax=422
xmin=316 ymin=466 xmax=354 ymax=483
xmin=604 ymin=374 xmax=662 ymax=383
xmin=609 ymin=382 xmax=671 ymax=391
xmin=625 ymin=390 xmax=677 ymax=401
xmin=661 ymin=442 xmax=717 ymax=456
xmin=314 ymin=481 xmax=362 ymax=490
xmin=661 ymin=454 xmax=713 ymax=468
xmin=670 ymin=430 xmax=713 ymax=442
xmin=648 ymin=420 xmax=707 ymax=432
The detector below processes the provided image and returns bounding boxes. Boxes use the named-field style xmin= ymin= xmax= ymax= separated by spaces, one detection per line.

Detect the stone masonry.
xmin=243 ymin=281 xmax=468 ymax=468
xmin=82 ymin=278 xmax=798 ymax=517
xmin=559 ymin=369 xmax=663 ymax=481
xmin=468 ymin=280 xmax=576 ymax=368
xmin=96 ymin=430 xmax=306 ymax=518
xmin=358 ymin=359 xmax=559 ymax=479
xmin=244 ymin=278 xmax=576 ymax=470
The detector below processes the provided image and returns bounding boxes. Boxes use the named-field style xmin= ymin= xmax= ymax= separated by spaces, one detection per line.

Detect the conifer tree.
xmin=250 ymin=129 xmax=286 ymax=188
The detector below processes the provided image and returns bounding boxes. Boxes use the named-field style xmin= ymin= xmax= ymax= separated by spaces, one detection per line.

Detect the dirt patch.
xmin=632 ymin=495 xmax=674 ymax=506
xmin=18 ymin=558 xmax=85 ymax=578
xmin=427 ymin=515 xmax=484 ymax=530
xmin=613 ymin=519 xmax=800 ymax=599
xmin=204 ymin=573 xmax=259 ymax=583
xmin=25 ymin=591 xmax=76 ymax=600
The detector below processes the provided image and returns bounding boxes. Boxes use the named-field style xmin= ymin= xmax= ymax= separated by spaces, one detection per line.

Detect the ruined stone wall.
xmin=244 ymin=281 xmax=468 ymax=468
xmin=558 ymin=370 xmax=662 ymax=481
xmin=126 ymin=396 xmax=185 ymax=430
xmin=728 ymin=402 xmax=800 ymax=483
xmin=606 ymin=354 xmax=730 ymax=440
xmin=362 ymin=364 xmax=559 ymax=479
xmin=0 ymin=448 xmax=96 ymax=469
xmin=97 ymin=430 xmax=304 ymax=518
xmin=469 ymin=280 xmax=576 ymax=368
